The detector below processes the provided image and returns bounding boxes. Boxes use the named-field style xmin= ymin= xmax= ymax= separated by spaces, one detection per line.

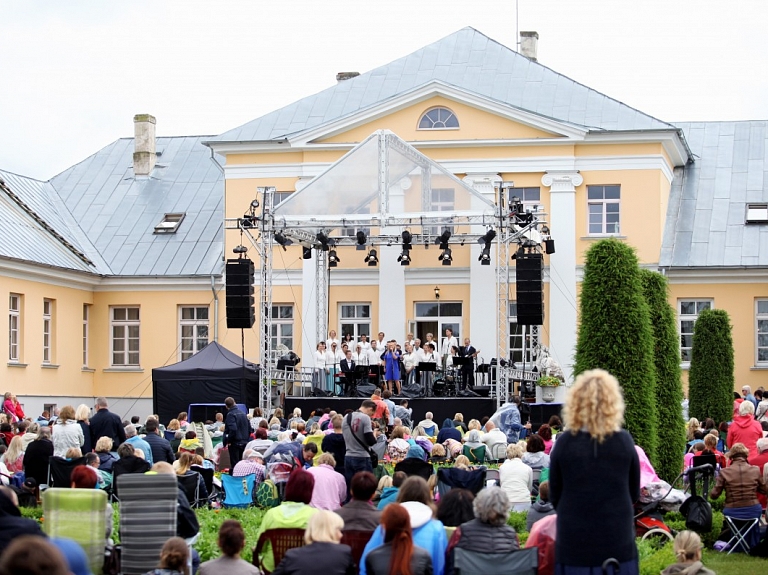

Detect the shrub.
xmin=688 ymin=309 xmax=734 ymax=425
xmin=637 ymin=538 xmax=676 ymax=575
xmin=639 ymin=270 xmax=686 ymax=481
xmin=574 ymin=239 xmax=658 ymax=461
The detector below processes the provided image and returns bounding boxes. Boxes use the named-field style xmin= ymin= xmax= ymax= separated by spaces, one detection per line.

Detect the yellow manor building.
xmin=2 ymin=28 xmax=767 ymax=418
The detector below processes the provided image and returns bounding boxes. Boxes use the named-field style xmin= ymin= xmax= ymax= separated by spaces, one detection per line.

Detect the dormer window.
xmin=746 ymin=204 xmax=768 ymax=224
xmin=154 ymin=212 xmax=185 ymax=234
xmin=418 ymin=107 xmax=459 ymax=130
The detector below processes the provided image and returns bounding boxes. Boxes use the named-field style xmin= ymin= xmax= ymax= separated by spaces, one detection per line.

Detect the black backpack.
xmin=680 ymin=467 xmax=713 ymax=532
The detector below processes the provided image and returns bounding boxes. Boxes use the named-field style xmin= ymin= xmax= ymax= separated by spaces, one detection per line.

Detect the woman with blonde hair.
xmin=498 ymin=443 xmax=532 ymax=512
xmin=270 ymin=511 xmax=354 ymax=575
xmin=75 ymin=404 xmax=92 ymax=455
xmin=51 ymin=405 xmax=84 ymax=457
xmin=686 ymin=417 xmax=703 ymax=442
xmin=175 ymin=452 xmax=209 ymax=503
xmin=549 ymin=369 xmax=640 ymax=575
xmin=661 ymin=531 xmax=715 ymax=575
xmin=2 ymin=436 xmax=24 ymax=473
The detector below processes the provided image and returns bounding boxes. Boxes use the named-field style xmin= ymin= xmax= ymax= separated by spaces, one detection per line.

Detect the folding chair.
xmin=488 ymin=442 xmax=507 ymax=462
xmin=192 ymin=464 xmax=215 ymax=498
xmin=254 ymin=528 xmax=306 ymax=574
xmin=723 ymin=515 xmax=761 ymax=554
xmin=47 ymin=456 xmax=87 ymax=487
xmin=220 ymin=472 xmax=256 ymax=508
xmin=42 ymin=488 xmax=108 ymax=575
xmin=485 ymin=468 xmax=500 ymax=486
xmin=111 ymin=457 xmax=152 ymax=499
xmin=462 ymin=444 xmax=487 ymax=464
xmin=454 ymin=547 xmax=538 ymax=575
xmin=394 ymin=457 xmax=434 ymax=481
xmin=437 ymin=467 xmax=487 ymax=497
xmin=177 ymin=473 xmax=200 ymax=507
xmin=340 ymin=529 xmax=374 ymax=570
xmin=117 ymin=473 xmax=178 ymax=575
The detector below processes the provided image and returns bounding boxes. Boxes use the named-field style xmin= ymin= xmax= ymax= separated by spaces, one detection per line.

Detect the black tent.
xmin=152 ymin=342 xmax=260 ymax=425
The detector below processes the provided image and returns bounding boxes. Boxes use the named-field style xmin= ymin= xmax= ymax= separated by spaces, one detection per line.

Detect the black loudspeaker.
xmin=516 ymin=253 xmax=543 ymax=325
xmin=226 ymin=259 xmax=255 ymax=329
xmin=528 ymin=402 xmax=563 ymax=430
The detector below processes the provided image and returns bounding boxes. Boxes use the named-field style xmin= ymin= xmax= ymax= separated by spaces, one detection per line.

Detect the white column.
xmin=378 ymin=180 xmax=407 ymax=339
xmin=465 ymin=173 xmax=500 ymax=364
xmin=541 ymin=171 xmax=583 ymax=383
xmin=301 ymin=256 xmax=317 ymax=368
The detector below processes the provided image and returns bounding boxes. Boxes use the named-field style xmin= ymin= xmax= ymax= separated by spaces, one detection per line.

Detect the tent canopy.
xmin=152 ymin=342 xmax=260 ymax=425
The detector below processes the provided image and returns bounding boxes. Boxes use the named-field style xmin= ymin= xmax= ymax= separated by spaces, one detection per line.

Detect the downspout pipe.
xmin=211 ymin=275 xmax=219 ymax=342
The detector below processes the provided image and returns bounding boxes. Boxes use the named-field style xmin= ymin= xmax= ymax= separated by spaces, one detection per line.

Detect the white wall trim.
xmin=664 ymin=267 xmax=768 ymax=284
xmin=0 ymin=258 xmax=99 ymax=290
xmin=94 ymin=276 xmax=222 ymax=292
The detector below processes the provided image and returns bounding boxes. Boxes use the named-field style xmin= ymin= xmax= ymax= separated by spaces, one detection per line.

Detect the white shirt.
xmin=422 ymin=351 xmax=438 ymax=364
xmin=441 ymin=335 xmax=458 ymax=357
xmin=403 ymin=352 xmax=417 ymax=371
xmin=328 ymin=349 xmax=343 ymax=369
xmin=352 ymin=351 xmax=369 ymax=365
xmin=358 ymin=340 xmax=371 ymax=352
xmin=314 ymin=350 xmax=327 ymax=369
xmin=326 ymin=337 xmax=340 ymax=349
xmin=369 ymin=347 xmax=384 ymax=363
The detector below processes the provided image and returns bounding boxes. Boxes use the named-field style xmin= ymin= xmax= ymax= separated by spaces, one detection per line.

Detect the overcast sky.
xmin=1 ymin=0 xmax=766 ymax=180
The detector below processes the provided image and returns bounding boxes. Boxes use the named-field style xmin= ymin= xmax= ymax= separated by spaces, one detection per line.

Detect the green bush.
xmin=574 ymin=239 xmax=658 ymax=461
xmin=664 ymin=510 xmax=724 ymax=549
xmin=688 ymin=309 xmax=734 ymax=425
xmin=637 ymin=538 xmax=676 ymax=575
xmin=639 ymin=270 xmax=686 ymax=481
xmin=507 ymin=510 xmax=528 ymax=533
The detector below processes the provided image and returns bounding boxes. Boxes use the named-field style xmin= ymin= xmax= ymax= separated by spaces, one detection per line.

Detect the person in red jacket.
xmin=727 ymin=400 xmax=763 ymax=458
xmin=747 ymin=437 xmax=768 ymax=509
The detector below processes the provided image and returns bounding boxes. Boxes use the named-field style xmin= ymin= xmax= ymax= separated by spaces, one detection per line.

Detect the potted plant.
xmin=536 ymin=375 xmax=562 ymax=402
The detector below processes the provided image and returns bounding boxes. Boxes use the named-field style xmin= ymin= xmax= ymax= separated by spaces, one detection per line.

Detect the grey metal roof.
xmin=211 ymin=27 xmax=675 ymax=144
xmin=660 ymin=121 xmax=768 ymax=268
xmin=49 ymin=136 xmax=225 ymax=276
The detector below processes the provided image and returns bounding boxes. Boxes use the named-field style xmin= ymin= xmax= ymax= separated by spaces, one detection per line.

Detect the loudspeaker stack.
xmin=226 ymin=259 xmax=255 ymax=329
xmin=515 ymin=253 xmax=543 ymax=326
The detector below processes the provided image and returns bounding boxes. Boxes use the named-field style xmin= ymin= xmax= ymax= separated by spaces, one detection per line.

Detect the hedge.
xmin=574 ymin=239 xmax=658 ymax=462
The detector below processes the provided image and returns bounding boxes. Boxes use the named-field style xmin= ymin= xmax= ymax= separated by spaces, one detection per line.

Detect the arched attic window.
xmin=418 ymin=107 xmax=459 ymax=130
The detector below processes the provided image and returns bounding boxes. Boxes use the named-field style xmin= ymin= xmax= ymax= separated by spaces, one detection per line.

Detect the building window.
xmin=111 ymin=307 xmax=140 ymax=366
xmin=273 ymin=191 xmax=293 ymax=207
xmin=154 ymin=213 xmax=185 ymax=234
xmin=587 ymin=185 xmax=621 ymax=235
xmin=426 ymin=188 xmax=455 ymax=235
xmin=83 ymin=304 xmax=90 ymax=368
xmin=42 ymin=299 xmax=53 ymax=364
xmin=180 ymin=306 xmax=209 ymax=361
xmin=678 ymin=299 xmax=712 ymax=363
xmin=418 ymin=107 xmax=459 ymax=129
xmin=756 ymin=300 xmax=768 ymax=364
xmin=270 ymin=305 xmax=294 ymax=351
xmin=9 ymin=294 xmax=20 ymax=362
xmin=509 ymin=302 xmax=534 ymax=364
xmin=340 ymin=304 xmax=371 ymax=341
xmin=508 ymin=187 xmax=541 ymax=207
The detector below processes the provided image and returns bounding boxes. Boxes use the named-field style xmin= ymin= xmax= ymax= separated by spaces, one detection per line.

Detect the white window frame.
xmin=9 ymin=294 xmax=20 ymax=362
xmin=426 ymin=188 xmax=456 ymax=236
xmin=339 ymin=303 xmax=372 ymax=341
xmin=756 ymin=300 xmax=768 ymax=366
xmin=42 ymin=299 xmax=52 ymax=364
xmin=678 ymin=299 xmax=713 ymax=365
xmin=417 ymin=106 xmax=459 ymax=130
xmin=83 ymin=304 xmax=90 ymax=368
xmin=111 ymin=306 xmax=140 ymax=367
xmin=587 ymin=185 xmax=621 ymax=236
xmin=179 ymin=306 xmax=210 ymax=361
xmin=270 ymin=305 xmax=294 ymax=352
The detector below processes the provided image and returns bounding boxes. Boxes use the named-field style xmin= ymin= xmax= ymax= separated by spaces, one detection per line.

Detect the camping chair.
xmin=117 ymin=473 xmax=178 ymax=575
xmin=723 ymin=515 xmax=761 ymax=554
xmin=42 ymin=488 xmax=108 ymax=575
xmin=254 ymin=528 xmax=306 ymax=574
xmin=303 ymin=435 xmax=324 ymax=464
xmin=340 ymin=529 xmax=374 ymax=569
xmin=454 ymin=547 xmax=538 ymax=575
xmin=422 ymin=424 xmax=437 ymax=437
xmin=111 ymin=457 xmax=151 ymax=499
xmin=191 ymin=464 xmax=215 ymax=498
xmin=488 ymin=442 xmax=507 ymax=462
xmin=177 ymin=473 xmax=200 ymax=507
xmin=437 ymin=467 xmax=487 ymax=497
xmin=485 ymin=468 xmax=500 ymax=487
xmin=221 ymin=472 xmax=256 ymax=508
xmin=48 ymin=456 xmax=87 ymax=487
xmin=462 ymin=444 xmax=487 ymax=464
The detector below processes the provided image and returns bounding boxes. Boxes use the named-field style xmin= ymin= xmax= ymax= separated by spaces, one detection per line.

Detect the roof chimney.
xmin=336 ymin=71 xmax=360 ymax=83
xmin=133 ymin=114 xmax=156 ymax=176
xmin=520 ymin=31 xmax=539 ymax=62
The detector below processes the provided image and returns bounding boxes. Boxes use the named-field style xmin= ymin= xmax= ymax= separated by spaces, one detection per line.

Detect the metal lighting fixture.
xmin=435 ymin=229 xmax=452 ymax=249
xmin=316 ymin=231 xmax=334 ymax=252
xmin=478 ymin=228 xmax=496 ymax=266
xmin=250 ymin=198 xmax=260 ymax=209
xmin=232 ymin=245 xmax=248 ymax=254
xmin=364 ymin=249 xmax=378 ymax=266
xmin=438 ymin=247 xmax=452 ymax=265
xmin=478 ymin=229 xmax=497 ymax=245
xmin=434 ymin=286 xmax=440 ymax=300
xmin=240 ymin=214 xmax=255 ymax=229
xmin=328 ymin=249 xmax=340 ymax=267
xmin=540 ymin=225 xmax=550 ymax=235
xmin=398 ymin=249 xmax=411 ymax=266
xmin=302 ymin=246 xmax=312 ymax=259
xmin=274 ymin=232 xmax=293 ymax=250
xmin=402 ymin=230 xmax=413 ymax=250
xmin=356 ymin=230 xmax=367 ymax=251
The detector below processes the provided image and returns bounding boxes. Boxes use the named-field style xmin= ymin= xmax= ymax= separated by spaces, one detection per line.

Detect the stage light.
xmin=302 ymin=247 xmax=312 ymax=259
xmin=316 ymin=231 xmax=334 ymax=252
xmin=232 ymin=245 xmax=248 ymax=254
xmin=250 ymin=199 xmax=260 ymax=209
xmin=478 ymin=229 xmax=497 ymax=245
xmin=328 ymin=249 xmax=340 ymax=267
xmin=438 ymin=247 xmax=452 ymax=265
xmin=402 ymin=230 xmax=412 ymax=250
xmin=274 ymin=232 xmax=293 ymax=250
xmin=540 ymin=225 xmax=550 ymax=235
xmin=356 ymin=230 xmax=367 ymax=251
xmin=479 ymin=246 xmax=492 ymax=265
xmin=398 ymin=249 xmax=411 ymax=266
xmin=435 ymin=229 xmax=452 ymax=249
xmin=241 ymin=215 xmax=255 ymax=229
xmin=544 ymin=239 xmax=556 ymax=254
xmin=364 ymin=249 xmax=378 ymax=266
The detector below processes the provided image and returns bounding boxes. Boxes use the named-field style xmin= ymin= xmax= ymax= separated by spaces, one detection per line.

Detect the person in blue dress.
xmin=381 ymin=340 xmax=402 ymax=395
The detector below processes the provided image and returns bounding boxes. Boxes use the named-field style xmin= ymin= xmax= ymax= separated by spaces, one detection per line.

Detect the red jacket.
xmin=748 ymin=450 xmax=768 ymax=509
xmin=727 ymin=414 xmax=763 ymax=458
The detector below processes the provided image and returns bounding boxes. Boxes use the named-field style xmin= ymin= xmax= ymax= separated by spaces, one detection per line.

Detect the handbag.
xmin=680 ymin=466 xmax=712 ymax=532
xmin=346 ymin=413 xmax=378 ymax=468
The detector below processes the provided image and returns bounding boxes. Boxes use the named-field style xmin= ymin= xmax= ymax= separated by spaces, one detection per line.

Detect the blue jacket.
xmin=376 ymin=487 xmax=399 ymax=510
xmin=223 ymin=406 xmax=250 ymax=446
xmin=360 ymin=512 xmax=446 ymax=575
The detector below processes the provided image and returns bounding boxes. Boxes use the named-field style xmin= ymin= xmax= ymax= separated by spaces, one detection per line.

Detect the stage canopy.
xmin=151 ymin=342 xmax=259 ymax=425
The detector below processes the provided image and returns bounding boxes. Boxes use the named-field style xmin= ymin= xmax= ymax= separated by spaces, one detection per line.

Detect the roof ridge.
xmin=0 ymin=168 xmax=46 ymax=183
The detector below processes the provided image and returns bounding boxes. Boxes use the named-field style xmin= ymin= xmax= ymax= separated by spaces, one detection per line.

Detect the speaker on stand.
xmin=515 ymin=253 xmax=543 ymax=326
xmin=226 ymin=259 xmax=255 ymax=329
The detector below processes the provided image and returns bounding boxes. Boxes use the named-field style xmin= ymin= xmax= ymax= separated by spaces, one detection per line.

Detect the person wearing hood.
xmin=377 ymin=471 xmax=406 ymax=510
xmin=360 ymin=476 xmax=447 ymax=575
xmin=23 ymin=426 xmax=54 ymax=489
xmin=522 ymin=434 xmax=550 ymax=472
xmin=394 ymin=445 xmax=434 ymax=482
xmin=727 ymin=400 xmax=763 ymax=458
xmin=526 ymin=480 xmax=556 ymax=531
xmin=0 ymin=487 xmax=45 ymax=556
xmin=660 ymin=531 xmax=715 ymax=575
xmin=51 ymin=405 xmax=84 ymax=458
xmin=490 ymin=396 xmax=530 ymax=444
xmin=462 ymin=430 xmax=487 ymax=463
xmin=437 ymin=419 xmax=461 ymax=444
